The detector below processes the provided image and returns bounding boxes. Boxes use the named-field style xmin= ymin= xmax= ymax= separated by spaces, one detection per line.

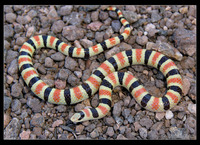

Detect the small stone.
xmin=62 ymin=26 xmax=85 ymax=41
xmin=91 ymin=11 xmax=99 ymax=22
xmin=122 ymin=10 xmax=138 ymax=24
xmin=52 ymin=120 xmax=64 ymax=128
xmin=87 ymin=21 xmax=103 ymax=31
xmin=5 ymin=13 xmax=17 ymax=23
xmin=75 ymin=124 xmax=85 ymax=134
xmin=6 ymin=50 xmax=18 ymax=64
xmin=11 ymin=82 xmax=23 ymax=98
xmin=64 ymin=57 xmax=78 ymax=71
xmin=47 ymin=8 xmax=59 ymax=20
xmin=187 ymin=103 xmax=196 ymax=115
xmin=90 ymin=129 xmax=99 ymax=138
xmin=134 ymin=121 xmax=142 ymax=132
xmin=165 ymin=110 xmax=174 ymax=120
xmin=112 ymin=102 xmax=122 ymax=117
xmin=139 ymin=127 xmax=147 ymax=139
xmin=11 ymin=99 xmax=21 ymax=113
xmin=80 ymin=39 xmax=93 ymax=48
xmin=151 ymin=10 xmax=162 ymax=22
xmin=105 ymin=116 xmax=115 ymax=126
xmin=123 ymin=96 xmax=131 ymax=107
xmin=74 ymin=71 xmax=82 ymax=78
xmin=56 ymin=69 xmax=70 ymax=81
xmin=111 ymin=20 xmax=121 ymax=32
xmin=26 ymin=26 xmax=35 ymax=37
xmin=136 ymin=35 xmax=148 ymax=46
xmin=173 ymin=28 xmax=196 ymax=56
xmin=85 ymin=5 xmax=100 ymax=11
xmin=20 ymin=130 xmax=31 ymax=139
xmin=74 ymin=103 xmax=85 ymax=112
xmin=67 ymin=73 xmax=80 ymax=87
xmin=16 ymin=37 xmax=27 ymax=46
xmin=139 ymin=117 xmax=153 ymax=129
xmin=37 ymin=65 xmax=46 ymax=75
xmin=99 ymin=11 xmax=108 ymax=21
xmin=155 ymin=112 xmax=165 ymax=121
xmin=55 ymin=79 xmax=66 ymax=89
xmin=168 ymin=127 xmax=189 ymax=139
xmin=4 ymin=24 xmax=14 ymax=39
xmin=58 ymin=5 xmax=73 ymax=16
xmin=180 ymin=57 xmax=195 ymax=69
xmin=106 ymin=127 xmax=114 ymax=137
xmin=182 ymin=77 xmax=191 ymax=96
xmin=51 ymin=20 xmax=65 ymax=34
xmin=44 ymin=57 xmax=54 ymax=67
xmin=4 ymin=96 xmax=12 ymax=111
xmin=7 ymin=58 xmax=18 ymax=75
xmin=145 ymin=23 xmax=158 ymax=37
xmin=116 ymin=134 xmax=127 ymax=140
xmin=30 ymin=113 xmax=45 ymax=127
xmin=95 ymin=31 xmax=105 ymax=43
xmin=4 ymin=118 xmax=21 ymax=139
xmin=4 ymin=113 xmax=11 ymax=128
xmin=179 ymin=6 xmax=188 ymax=14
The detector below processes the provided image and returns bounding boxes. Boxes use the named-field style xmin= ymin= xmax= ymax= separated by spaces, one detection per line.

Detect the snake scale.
xmin=18 ymin=7 xmax=183 ymax=123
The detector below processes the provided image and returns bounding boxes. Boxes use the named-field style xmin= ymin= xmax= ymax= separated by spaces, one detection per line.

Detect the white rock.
xmin=187 ymin=103 xmax=196 ymax=115
xmin=165 ymin=110 xmax=174 ymax=120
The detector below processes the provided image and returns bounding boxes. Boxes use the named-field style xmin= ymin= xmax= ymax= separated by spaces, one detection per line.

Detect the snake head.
xmin=70 ymin=112 xmax=84 ymax=123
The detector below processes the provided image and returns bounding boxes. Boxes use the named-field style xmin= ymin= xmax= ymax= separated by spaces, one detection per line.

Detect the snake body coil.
xmin=18 ymin=7 xmax=183 ymax=123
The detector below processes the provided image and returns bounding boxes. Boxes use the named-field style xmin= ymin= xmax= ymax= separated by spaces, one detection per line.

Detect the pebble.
xmin=55 ymin=79 xmax=66 ymax=89
xmin=52 ymin=120 xmax=64 ymax=128
xmin=187 ymin=103 xmax=196 ymax=115
xmin=182 ymin=77 xmax=191 ymax=96
xmin=51 ymin=52 xmax=65 ymax=61
xmin=27 ymin=96 xmax=42 ymax=113
xmin=11 ymin=82 xmax=23 ymax=98
xmin=62 ymin=26 xmax=85 ymax=41
xmin=90 ymin=129 xmax=99 ymax=138
xmin=4 ymin=118 xmax=21 ymax=139
xmin=136 ymin=35 xmax=148 ymax=46
xmin=64 ymin=57 xmax=78 ymax=71
xmin=4 ymin=24 xmax=14 ymax=39
xmin=30 ymin=113 xmax=45 ymax=127
xmin=5 ymin=13 xmax=17 ymax=23
xmin=139 ymin=127 xmax=148 ymax=139
xmin=4 ymin=96 xmax=12 ymax=111
xmin=19 ymin=130 xmax=31 ymax=139
xmin=87 ymin=21 xmax=103 ymax=31
xmin=112 ymin=102 xmax=122 ymax=117
xmin=173 ymin=28 xmax=196 ymax=56
xmin=155 ymin=112 xmax=165 ymax=121
xmin=7 ymin=58 xmax=18 ymax=75
xmin=51 ymin=20 xmax=65 ymax=33
xmin=139 ymin=117 xmax=153 ymax=129
xmin=58 ymin=5 xmax=73 ymax=16
xmin=44 ymin=57 xmax=54 ymax=67
xmin=106 ymin=127 xmax=114 ymax=137
xmin=4 ymin=113 xmax=11 ymax=128
xmin=151 ymin=10 xmax=162 ymax=22
xmin=165 ymin=110 xmax=174 ymax=120
xmin=111 ymin=20 xmax=121 ymax=32
xmin=122 ymin=10 xmax=138 ymax=24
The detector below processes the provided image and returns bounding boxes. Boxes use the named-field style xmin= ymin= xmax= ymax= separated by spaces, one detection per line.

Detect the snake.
xmin=18 ymin=7 xmax=183 ymax=123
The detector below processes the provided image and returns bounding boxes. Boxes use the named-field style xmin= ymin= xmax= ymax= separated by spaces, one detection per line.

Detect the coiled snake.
xmin=18 ymin=7 xmax=183 ymax=123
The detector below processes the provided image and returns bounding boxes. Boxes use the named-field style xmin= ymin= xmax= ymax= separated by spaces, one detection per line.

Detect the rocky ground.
xmin=4 ymin=5 xmax=196 ymax=140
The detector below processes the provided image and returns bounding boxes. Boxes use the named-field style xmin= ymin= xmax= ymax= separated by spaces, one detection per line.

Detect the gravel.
xmin=4 ymin=5 xmax=196 ymax=140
